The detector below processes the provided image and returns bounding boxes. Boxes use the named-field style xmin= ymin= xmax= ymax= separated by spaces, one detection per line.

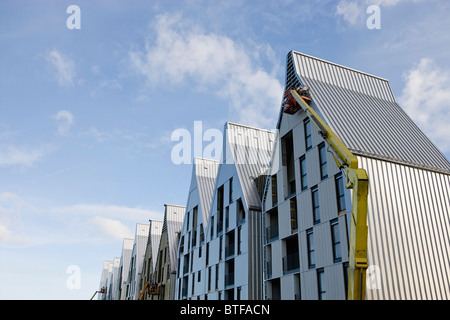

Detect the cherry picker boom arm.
xmin=290 ymin=89 xmax=369 ymax=300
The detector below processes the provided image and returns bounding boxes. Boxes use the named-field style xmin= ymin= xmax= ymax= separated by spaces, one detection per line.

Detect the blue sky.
xmin=1 ymin=0 xmax=449 ymax=300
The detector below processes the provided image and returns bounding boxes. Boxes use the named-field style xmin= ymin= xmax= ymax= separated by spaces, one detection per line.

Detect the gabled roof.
xmin=223 ymin=122 xmax=276 ymax=210
xmin=131 ymin=223 xmax=149 ymax=269
xmin=148 ymin=220 xmax=163 ymax=271
xmin=163 ymin=204 xmax=185 ymax=272
xmin=190 ymin=157 xmax=219 ymax=228
xmin=280 ymin=50 xmax=450 ymax=173
xmin=119 ymin=238 xmax=134 ymax=279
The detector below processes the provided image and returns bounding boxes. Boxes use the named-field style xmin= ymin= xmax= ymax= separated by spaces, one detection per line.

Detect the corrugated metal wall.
xmin=360 ymin=156 xmax=450 ymax=300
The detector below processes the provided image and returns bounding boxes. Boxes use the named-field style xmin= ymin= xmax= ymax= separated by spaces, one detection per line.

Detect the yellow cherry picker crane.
xmin=283 ymin=86 xmax=369 ymax=300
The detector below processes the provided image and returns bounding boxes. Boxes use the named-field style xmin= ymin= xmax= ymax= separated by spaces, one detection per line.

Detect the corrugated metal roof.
xmin=164 ymin=204 xmax=186 ymax=272
xmin=100 ymin=260 xmax=113 ymax=289
xmin=132 ymin=223 xmax=149 ymax=293
xmin=284 ymin=50 xmax=450 ymax=173
xmin=118 ymin=237 xmax=134 ymax=299
xmin=193 ymin=157 xmax=219 ymax=227
xmin=224 ymin=122 xmax=276 ymax=209
xmin=148 ymin=220 xmax=163 ymax=271
xmin=291 ymin=51 xmax=396 ymax=102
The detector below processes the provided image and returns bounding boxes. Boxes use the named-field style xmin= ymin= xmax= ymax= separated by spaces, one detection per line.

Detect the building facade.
xmin=152 ymin=204 xmax=186 ymax=300
xmin=98 ymin=260 xmax=113 ymax=300
xmin=99 ymin=50 xmax=450 ymax=301
xmin=174 ymin=157 xmax=219 ymax=300
xmin=262 ymin=50 xmax=450 ymax=300
xmin=105 ymin=257 xmax=120 ymax=300
xmin=114 ymin=237 xmax=134 ymax=300
xmin=125 ymin=223 xmax=150 ymax=300
xmin=140 ymin=219 xmax=163 ymax=300
xmin=177 ymin=122 xmax=275 ymax=300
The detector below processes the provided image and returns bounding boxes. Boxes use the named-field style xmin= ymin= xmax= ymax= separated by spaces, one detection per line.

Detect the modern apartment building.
xmin=98 ymin=260 xmax=113 ymax=300
xmin=151 ymin=204 xmax=185 ymax=300
xmin=140 ymin=219 xmax=163 ymax=300
xmin=104 ymin=257 xmax=120 ymax=300
xmin=124 ymin=223 xmax=150 ymax=300
xmin=177 ymin=122 xmax=275 ymax=300
xmin=98 ymin=50 xmax=449 ymax=301
xmin=114 ymin=237 xmax=134 ymax=300
xmin=174 ymin=157 xmax=219 ymax=300
xmin=262 ymin=50 xmax=450 ymax=300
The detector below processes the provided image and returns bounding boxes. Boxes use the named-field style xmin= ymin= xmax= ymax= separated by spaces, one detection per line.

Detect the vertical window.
xmin=206 ymin=243 xmax=209 ymax=267
xmin=208 ymin=266 xmax=211 ymax=291
xmin=193 ymin=206 xmax=198 ymax=227
xmin=335 ymin=173 xmax=346 ymax=214
xmin=307 ymin=228 xmax=315 ymax=269
xmin=331 ymin=219 xmax=342 ymax=263
xmin=217 ymin=185 xmax=224 ymax=234
xmin=237 ymin=226 xmax=242 ymax=254
xmin=304 ymin=118 xmax=312 ymax=151
xmin=210 ymin=216 xmax=215 ymax=239
xmin=317 ymin=268 xmax=326 ymax=300
xmin=186 ymin=211 xmax=190 ymax=231
xmin=236 ymin=198 xmax=245 ymax=224
xmin=343 ymin=262 xmax=349 ymax=299
xmin=300 ymin=155 xmax=307 ymax=191
xmin=219 ymin=236 xmax=223 ymax=261
xmin=271 ymin=174 xmax=278 ymax=205
xmin=312 ymin=186 xmax=320 ymax=224
xmin=180 ymin=235 xmax=184 ymax=253
xmin=282 ymin=131 xmax=296 ymax=197
xmin=229 ymin=177 xmax=233 ymax=203
xmin=215 ymin=265 xmax=219 ymax=290
xmin=200 ymin=224 xmax=205 ymax=244
xmin=290 ymin=197 xmax=298 ymax=232
xmin=319 ymin=142 xmax=328 ymax=180
xmin=225 ymin=206 xmax=229 ymax=230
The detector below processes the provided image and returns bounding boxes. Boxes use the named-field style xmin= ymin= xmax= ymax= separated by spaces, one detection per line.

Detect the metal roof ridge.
xmin=194 ymin=157 xmax=219 ymax=162
xmin=164 ymin=204 xmax=186 ymax=208
xmin=226 ymin=121 xmax=276 ymax=133
xmin=290 ymin=50 xmax=390 ymax=82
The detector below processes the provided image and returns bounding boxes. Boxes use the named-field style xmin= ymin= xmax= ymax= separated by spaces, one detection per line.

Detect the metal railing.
xmin=282 ymin=252 xmax=300 ymax=274
xmin=265 ymin=224 xmax=279 ymax=243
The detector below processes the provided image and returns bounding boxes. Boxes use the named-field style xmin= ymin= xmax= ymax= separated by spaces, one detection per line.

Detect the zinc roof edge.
xmin=352 ymin=149 xmax=450 ymax=176
xmin=291 ymin=50 xmax=390 ymax=83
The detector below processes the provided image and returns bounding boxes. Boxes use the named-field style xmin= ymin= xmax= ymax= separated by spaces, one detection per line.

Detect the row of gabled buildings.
xmin=98 ymin=50 xmax=450 ymax=300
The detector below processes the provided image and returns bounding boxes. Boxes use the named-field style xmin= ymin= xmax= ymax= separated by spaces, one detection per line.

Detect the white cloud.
xmin=399 ymin=58 xmax=450 ymax=153
xmin=336 ymin=0 xmax=363 ymax=25
xmin=50 ymin=203 xmax=161 ymax=241
xmin=0 ymin=144 xmax=48 ymax=168
xmin=0 ymin=195 xmax=162 ymax=245
xmin=335 ymin=0 xmax=419 ymax=26
xmin=129 ymin=13 xmax=283 ymax=129
xmin=87 ymin=216 xmax=133 ymax=240
xmin=54 ymin=110 xmax=74 ymax=136
xmin=0 ymin=192 xmax=31 ymax=245
xmin=51 ymin=203 xmax=161 ymax=222
xmin=369 ymin=0 xmax=404 ymax=6
xmin=46 ymin=50 xmax=76 ymax=86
